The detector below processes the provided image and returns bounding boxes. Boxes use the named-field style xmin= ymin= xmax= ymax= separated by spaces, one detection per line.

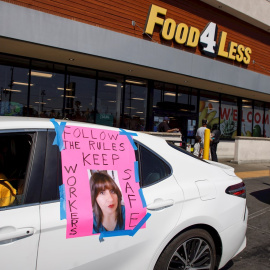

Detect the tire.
xmin=154 ymin=229 xmax=216 ymax=270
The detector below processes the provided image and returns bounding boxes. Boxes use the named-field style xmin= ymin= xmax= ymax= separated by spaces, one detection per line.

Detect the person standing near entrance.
xmin=193 ymin=136 xmax=203 ymax=158
xmin=210 ymin=124 xmax=221 ymax=162
xmin=158 ymin=117 xmax=179 ymax=133
xmin=196 ymin=119 xmax=208 ymax=148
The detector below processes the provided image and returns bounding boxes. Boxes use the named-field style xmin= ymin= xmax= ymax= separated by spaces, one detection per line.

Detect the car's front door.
xmin=0 ymin=131 xmax=46 ymax=270
xmin=0 ymin=205 xmax=40 ymax=270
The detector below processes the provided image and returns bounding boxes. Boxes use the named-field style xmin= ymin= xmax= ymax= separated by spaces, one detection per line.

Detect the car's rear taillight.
xmin=225 ymin=182 xmax=246 ymax=198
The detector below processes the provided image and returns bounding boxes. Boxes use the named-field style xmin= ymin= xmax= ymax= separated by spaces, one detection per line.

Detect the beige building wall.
xmin=201 ymin=0 xmax=270 ymax=31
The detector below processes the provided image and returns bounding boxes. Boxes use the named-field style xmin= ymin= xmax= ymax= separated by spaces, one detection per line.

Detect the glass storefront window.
xmin=177 ymin=86 xmax=189 ymax=108
xmin=153 ymin=82 xmax=177 ymax=106
xmin=153 ymin=82 xmax=163 ymax=108
xmin=30 ymin=61 xmax=65 ymax=118
xmin=65 ymin=67 xmax=96 ymax=122
xmin=220 ymin=95 xmax=238 ymax=139
xmin=264 ymin=103 xmax=270 ymax=137
xmin=97 ymin=72 xmax=123 ymax=127
xmin=241 ymin=99 xmax=253 ymax=137
xmin=153 ymin=82 xmax=177 ymax=131
xmin=177 ymin=86 xmax=197 ymax=113
xmin=153 ymin=82 xmax=163 ymax=131
xmin=190 ymin=88 xmax=198 ymax=113
xmin=153 ymin=82 xmax=198 ymax=141
xmin=199 ymin=91 xmax=219 ymax=128
xmin=123 ymin=77 xmax=147 ymax=131
xmin=0 ymin=56 xmax=30 ymax=116
xmin=2 ymin=53 xmax=270 ymax=139
xmin=164 ymin=83 xmax=177 ymax=103
xmin=253 ymin=101 xmax=264 ymax=137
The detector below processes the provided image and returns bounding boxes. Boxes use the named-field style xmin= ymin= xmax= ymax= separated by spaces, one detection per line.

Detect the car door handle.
xmin=147 ymin=199 xmax=174 ymax=210
xmin=0 ymin=227 xmax=34 ymax=242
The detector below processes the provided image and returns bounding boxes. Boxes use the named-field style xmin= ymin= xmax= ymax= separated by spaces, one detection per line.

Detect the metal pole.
xmin=203 ymin=128 xmax=210 ymax=160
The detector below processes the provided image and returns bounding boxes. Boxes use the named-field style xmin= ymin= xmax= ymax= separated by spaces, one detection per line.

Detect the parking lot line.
xmin=236 ymin=170 xmax=270 ymax=179
xmin=248 ymin=206 xmax=270 ymax=220
xmin=247 ymin=224 xmax=270 ymax=235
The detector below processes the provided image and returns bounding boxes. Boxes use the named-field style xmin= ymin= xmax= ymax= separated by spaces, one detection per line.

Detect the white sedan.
xmin=0 ymin=117 xmax=247 ymax=270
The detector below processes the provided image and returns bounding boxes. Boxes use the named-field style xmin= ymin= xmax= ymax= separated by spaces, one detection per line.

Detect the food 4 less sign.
xmin=144 ymin=4 xmax=252 ymax=64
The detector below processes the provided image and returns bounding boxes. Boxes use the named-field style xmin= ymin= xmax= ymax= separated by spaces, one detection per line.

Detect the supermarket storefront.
xmin=0 ymin=0 xmax=270 ymax=147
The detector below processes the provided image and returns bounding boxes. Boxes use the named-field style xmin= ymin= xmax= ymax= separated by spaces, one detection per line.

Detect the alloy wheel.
xmin=167 ymin=237 xmax=212 ymax=270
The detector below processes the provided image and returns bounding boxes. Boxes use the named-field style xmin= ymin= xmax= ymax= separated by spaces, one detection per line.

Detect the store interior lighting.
xmin=30 ymin=71 xmax=53 ymax=78
xmin=164 ymin=92 xmax=176 ymax=96
xmin=61 ymin=95 xmax=76 ymax=98
xmin=125 ymin=79 xmax=145 ymax=85
xmin=35 ymin=101 xmax=46 ymax=104
xmin=4 ymin=89 xmax=21 ymax=92
xmin=105 ymin=84 xmax=118 ymax=87
xmin=208 ymin=100 xmax=219 ymax=102
xmin=57 ymin=87 xmax=72 ymax=91
xmin=13 ymin=82 xmax=34 ymax=86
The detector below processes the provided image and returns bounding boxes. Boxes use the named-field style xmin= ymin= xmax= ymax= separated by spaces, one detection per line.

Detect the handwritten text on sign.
xmin=61 ymin=126 xmax=146 ymax=238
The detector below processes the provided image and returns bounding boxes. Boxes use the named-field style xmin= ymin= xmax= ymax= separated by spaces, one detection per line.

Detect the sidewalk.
xmin=219 ymin=159 xmax=270 ymax=179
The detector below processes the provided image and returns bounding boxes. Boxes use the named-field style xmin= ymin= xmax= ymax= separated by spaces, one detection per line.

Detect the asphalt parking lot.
xmin=219 ymin=161 xmax=270 ymax=270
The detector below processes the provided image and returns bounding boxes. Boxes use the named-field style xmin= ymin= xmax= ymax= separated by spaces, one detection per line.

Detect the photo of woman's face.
xmin=96 ymin=187 xmax=118 ymax=216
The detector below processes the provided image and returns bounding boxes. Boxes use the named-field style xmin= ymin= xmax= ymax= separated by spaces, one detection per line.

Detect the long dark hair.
xmin=90 ymin=172 xmax=123 ymax=231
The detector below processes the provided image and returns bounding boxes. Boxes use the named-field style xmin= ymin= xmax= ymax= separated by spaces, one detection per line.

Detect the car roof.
xmin=0 ymin=116 xmax=118 ymax=131
xmin=0 ymin=116 xmax=162 ymax=141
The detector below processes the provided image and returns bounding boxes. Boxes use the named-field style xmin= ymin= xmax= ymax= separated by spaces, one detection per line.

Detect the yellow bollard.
xmin=203 ymin=128 xmax=210 ymax=160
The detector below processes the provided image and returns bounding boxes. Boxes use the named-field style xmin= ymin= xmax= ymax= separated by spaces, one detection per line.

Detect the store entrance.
xmin=153 ymin=109 xmax=197 ymax=149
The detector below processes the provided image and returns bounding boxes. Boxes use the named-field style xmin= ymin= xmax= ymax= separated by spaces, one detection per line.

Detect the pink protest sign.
xmin=61 ymin=125 xmax=147 ymax=238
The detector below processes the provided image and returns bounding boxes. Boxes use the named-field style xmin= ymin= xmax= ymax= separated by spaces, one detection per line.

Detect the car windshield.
xmin=167 ymin=142 xmax=207 ymax=163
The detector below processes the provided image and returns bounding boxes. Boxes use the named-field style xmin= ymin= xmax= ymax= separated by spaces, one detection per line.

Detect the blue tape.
xmin=50 ymin=118 xmax=66 ymax=151
xmin=59 ymin=184 xmax=66 ymax=220
xmin=119 ymin=129 xmax=137 ymax=150
xmin=99 ymin=213 xmax=151 ymax=241
xmin=138 ymin=188 xmax=147 ymax=208
xmin=99 ymin=230 xmax=133 ymax=241
xmin=134 ymin=161 xmax=140 ymax=183
xmin=130 ymin=213 xmax=151 ymax=236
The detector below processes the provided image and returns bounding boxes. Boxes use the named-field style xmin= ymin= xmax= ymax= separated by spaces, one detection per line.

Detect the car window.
xmin=0 ymin=133 xmax=33 ymax=208
xmin=168 ymin=142 xmax=207 ymax=162
xmin=138 ymin=144 xmax=171 ymax=187
xmin=41 ymin=130 xmax=62 ymax=202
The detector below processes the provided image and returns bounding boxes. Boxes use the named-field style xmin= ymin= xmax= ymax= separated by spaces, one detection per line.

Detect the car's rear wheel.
xmin=154 ymin=229 xmax=216 ymax=270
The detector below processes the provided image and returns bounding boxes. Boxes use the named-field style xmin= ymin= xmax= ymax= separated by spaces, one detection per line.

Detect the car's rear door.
xmin=134 ymin=142 xmax=185 ymax=268
xmin=0 ymin=131 xmax=46 ymax=270
xmin=36 ymin=132 xmax=184 ymax=270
